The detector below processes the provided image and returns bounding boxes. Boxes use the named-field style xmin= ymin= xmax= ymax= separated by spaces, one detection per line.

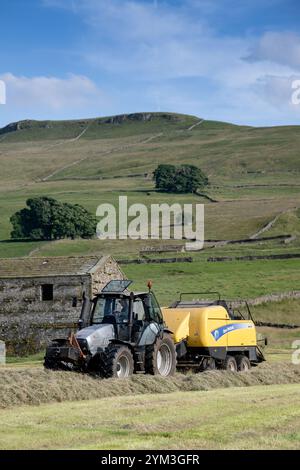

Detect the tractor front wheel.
xmin=101 ymin=345 xmax=134 ymax=379
xmin=145 ymin=334 xmax=177 ymax=377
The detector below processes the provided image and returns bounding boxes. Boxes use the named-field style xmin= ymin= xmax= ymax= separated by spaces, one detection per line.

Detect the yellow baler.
xmin=162 ymin=299 xmax=264 ymax=371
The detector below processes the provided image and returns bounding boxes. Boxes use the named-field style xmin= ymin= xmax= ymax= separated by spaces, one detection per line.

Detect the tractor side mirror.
xmin=72 ymin=297 xmax=78 ymax=308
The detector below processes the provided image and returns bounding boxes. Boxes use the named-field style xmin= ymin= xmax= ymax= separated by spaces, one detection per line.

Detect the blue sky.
xmin=0 ymin=0 xmax=300 ymax=127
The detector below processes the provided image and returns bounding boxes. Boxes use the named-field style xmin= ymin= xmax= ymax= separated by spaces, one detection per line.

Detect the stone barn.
xmin=0 ymin=255 xmax=125 ymax=355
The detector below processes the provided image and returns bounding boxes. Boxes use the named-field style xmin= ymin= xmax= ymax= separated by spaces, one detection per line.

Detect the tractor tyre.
xmin=145 ymin=334 xmax=177 ymax=377
xmin=44 ymin=357 xmax=59 ymax=370
xmin=101 ymin=345 xmax=134 ymax=379
xmin=221 ymin=355 xmax=238 ymax=372
xmin=236 ymin=355 xmax=251 ymax=372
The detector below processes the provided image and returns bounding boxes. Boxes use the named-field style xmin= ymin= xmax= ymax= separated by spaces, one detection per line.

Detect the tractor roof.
xmin=99 ymin=291 xmax=148 ymax=298
xmin=100 ymin=280 xmax=149 ymax=298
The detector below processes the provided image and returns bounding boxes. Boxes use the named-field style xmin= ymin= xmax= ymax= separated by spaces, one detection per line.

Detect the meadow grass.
xmin=123 ymin=258 xmax=300 ymax=305
xmin=0 ymin=383 xmax=299 ymax=449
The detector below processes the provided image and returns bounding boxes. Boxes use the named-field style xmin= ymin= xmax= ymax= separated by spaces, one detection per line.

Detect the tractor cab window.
xmin=92 ymin=297 xmax=130 ymax=324
xmin=144 ymin=293 xmax=163 ymax=324
xmin=133 ymin=299 xmax=146 ymax=322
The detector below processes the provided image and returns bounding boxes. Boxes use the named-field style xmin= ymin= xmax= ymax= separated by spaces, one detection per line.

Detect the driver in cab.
xmin=114 ymin=299 xmax=129 ymax=323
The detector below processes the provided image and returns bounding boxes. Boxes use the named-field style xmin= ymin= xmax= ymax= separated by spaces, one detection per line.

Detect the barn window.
xmin=41 ymin=284 xmax=54 ymax=301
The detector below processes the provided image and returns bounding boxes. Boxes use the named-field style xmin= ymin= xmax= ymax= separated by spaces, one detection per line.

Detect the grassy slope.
xmin=0 ymin=113 xmax=299 ymax=235
xmin=0 ymin=384 xmax=299 ymax=449
xmin=1 ymin=116 xmax=299 ymax=184
xmin=0 ymin=112 xmax=299 ymax=301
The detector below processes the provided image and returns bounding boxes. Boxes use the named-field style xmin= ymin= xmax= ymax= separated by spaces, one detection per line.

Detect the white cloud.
xmin=246 ymin=32 xmax=300 ymax=70
xmin=0 ymin=73 xmax=104 ymax=110
xmin=0 ymin=73 xmax=110 ymax=126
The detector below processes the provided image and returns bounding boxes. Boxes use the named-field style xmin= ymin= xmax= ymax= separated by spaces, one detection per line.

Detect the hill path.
xmin=249 ymin=207 xmax=298 ymax=239
xmin=188 ymin=119 xmax=204 ymax=131
xmin=43 ymin=120 xmax=95 ymax=152
xmin=40 ymin=132 xmax=164 ymax=182
xmin=40 ymin=117 xmax=204 ymax=182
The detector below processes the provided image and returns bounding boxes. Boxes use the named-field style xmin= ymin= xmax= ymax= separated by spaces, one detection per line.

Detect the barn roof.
xmin=0 ymin=256 xmax=110 ymax=278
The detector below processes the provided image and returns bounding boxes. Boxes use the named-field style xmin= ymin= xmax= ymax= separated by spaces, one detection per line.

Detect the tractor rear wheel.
xmin=101 ymin=345 xmax=134 ymax=379
xmin=236 ymin=355 xmax=251 ymax=371
xmin=145 ymin=334 xmax=177 ymax=377
xmin=221 ymin=355 xmax=237 ymax=372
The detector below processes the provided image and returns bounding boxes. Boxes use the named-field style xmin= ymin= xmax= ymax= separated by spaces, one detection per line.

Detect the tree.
xmin=10 ymin=196 xmax=97 ymax=241
xmin=153 ymin=164 xmax=208 ymax=193
xmin=153 ymin=164 xmax=176 ymax=192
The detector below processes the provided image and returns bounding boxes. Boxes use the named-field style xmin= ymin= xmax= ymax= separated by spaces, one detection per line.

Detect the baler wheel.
xmin=221 ymin=355 xmax=238 ymax=372
xmin=236 ymin=355 xmax=251 ymax=371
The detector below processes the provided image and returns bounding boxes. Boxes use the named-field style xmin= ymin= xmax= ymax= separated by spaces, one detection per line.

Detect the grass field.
xmin=123 ymin=258 xmax=300 ymax=304
xmin=0 ymin=383 xmax=299 ymax=449
xmin=0 ymin=112 xmax=300 ymax=450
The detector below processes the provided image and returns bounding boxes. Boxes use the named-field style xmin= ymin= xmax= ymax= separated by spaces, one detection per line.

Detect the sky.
xmin=0 ymin=0 xmax=300 ymax=127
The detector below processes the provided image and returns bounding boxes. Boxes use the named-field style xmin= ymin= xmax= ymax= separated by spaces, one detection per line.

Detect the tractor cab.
xmin=79 ymin=280 xmax=164 ymax=344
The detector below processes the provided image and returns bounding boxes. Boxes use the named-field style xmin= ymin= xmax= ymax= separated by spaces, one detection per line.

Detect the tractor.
xmin=44 ymin=280 xmax=177 ymax=378
xmin=44 ymin=281 xmax=266 ymax=378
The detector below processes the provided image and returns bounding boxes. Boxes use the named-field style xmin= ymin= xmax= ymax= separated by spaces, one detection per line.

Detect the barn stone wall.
xmin=0 ymin=275 xmax=91 ymax=355
xmin=91 ymin=257 xmax=125 ymax=295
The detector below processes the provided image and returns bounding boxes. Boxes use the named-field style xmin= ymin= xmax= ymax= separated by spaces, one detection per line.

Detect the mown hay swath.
xmin=0 ymin=362 xmax=299 ymax=409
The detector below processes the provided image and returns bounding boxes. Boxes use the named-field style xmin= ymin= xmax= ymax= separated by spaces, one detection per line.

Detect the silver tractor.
xmin=44 ymin=280 xmax=177 ymax=378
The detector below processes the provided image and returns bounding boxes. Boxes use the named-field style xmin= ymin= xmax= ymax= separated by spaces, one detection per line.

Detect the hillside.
xmin=0 ymin=111 xmax=300 ymax=304
xmin=0 ymin=112 xmax=299 ymax=185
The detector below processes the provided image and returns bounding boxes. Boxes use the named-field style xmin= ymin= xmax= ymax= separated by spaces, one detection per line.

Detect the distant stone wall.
xmin=118 ymin=257 xmax=193 ymax=265
xmin=0 ymin=275 xmax=91 ymax=355
xmin=207 ymin=253 xmax=300 ymax=262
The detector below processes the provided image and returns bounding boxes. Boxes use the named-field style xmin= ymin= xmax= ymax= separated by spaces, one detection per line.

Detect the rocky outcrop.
xmin=0 ymin=120 xmax=52 ymax=135
xmin=0 ymin=112 xmax=185 ymax=136
xmin=101 ymin=112 xmax=181 ymax=125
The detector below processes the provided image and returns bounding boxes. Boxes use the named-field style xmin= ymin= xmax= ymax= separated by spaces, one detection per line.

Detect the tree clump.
xmin=10 ymin=196 xmax=97 ymax=240
xmin=153 ymin=164 xmax=209 ymax=193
